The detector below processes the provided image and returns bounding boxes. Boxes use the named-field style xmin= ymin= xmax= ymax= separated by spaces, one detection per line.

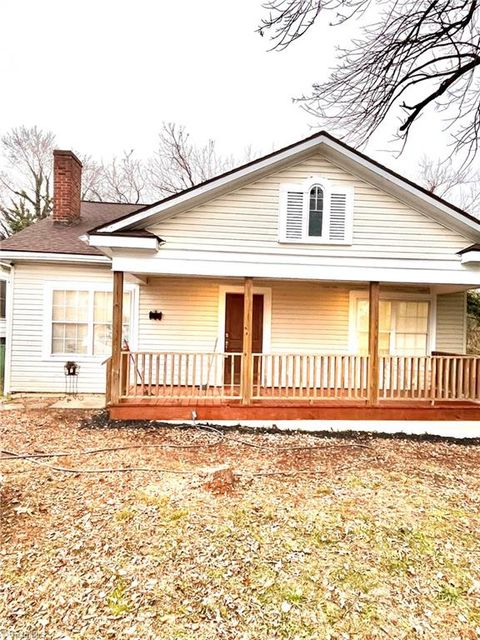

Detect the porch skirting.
xmin=109 ymin=400 xmax=480 ymax=422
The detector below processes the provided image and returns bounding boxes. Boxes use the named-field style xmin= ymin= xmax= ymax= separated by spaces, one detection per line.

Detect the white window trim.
xmin=42 ymin=281 xmax=139 ymax=362
xmin=217 ymin=285 xmax=272 ymax=354
xmin=348 ymin=290 xmax=436 ymax=355
xmin=279 ymin=176 xmax=353 ymax=245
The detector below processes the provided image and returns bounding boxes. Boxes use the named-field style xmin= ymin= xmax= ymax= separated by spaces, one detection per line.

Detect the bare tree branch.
xmin=0 ymin=126 xmax=55 ymax=235
xmin=147 ymin=123 xmax=251 ymax=197
xmin=417 ymin=154 xmax=480 ymax=216
xmin=259 ymin=0 xmax=480 ymax=162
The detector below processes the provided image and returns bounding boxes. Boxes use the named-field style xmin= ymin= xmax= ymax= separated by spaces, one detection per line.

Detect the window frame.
xmin=279 ymin=176 xmax=353 ymax=245
xmin=348 ymin=290 xmax=436 ymax=356
xmin=301 ymin=177 xmax=331 ymax=242
xmin=43 ymin=281 xmax=138 ymax=361
xmin=303 ymin=178 xmax=331 ymax=241
xmin=0 ymin=279 xmax=6 ymax=319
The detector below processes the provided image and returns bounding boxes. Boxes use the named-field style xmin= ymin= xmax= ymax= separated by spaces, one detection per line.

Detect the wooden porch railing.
xmin=252 ymin=353 xmax=369 ymax=400
xmin=109 ymin=351 xmax=480 ymax=404
xmin=380 ymin=355 xmax=480 ymax=402
xmin=120 ymin=351 xmax=242 ymax=399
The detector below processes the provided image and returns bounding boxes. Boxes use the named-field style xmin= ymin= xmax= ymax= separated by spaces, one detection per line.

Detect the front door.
xmin=224 ymin=293 xmax=264 ymax=384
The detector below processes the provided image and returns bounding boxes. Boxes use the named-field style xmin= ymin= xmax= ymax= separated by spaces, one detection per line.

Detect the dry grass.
xmin=2 ymin=410 xmax=480 ymax=639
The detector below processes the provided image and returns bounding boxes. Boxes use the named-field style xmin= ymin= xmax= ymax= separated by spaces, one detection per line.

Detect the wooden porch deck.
xmin=109 ymin=383 xmax=480 ymax=421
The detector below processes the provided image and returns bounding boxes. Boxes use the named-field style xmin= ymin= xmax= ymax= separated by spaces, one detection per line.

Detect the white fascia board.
xmin=92 ymin=134 xmax=480 ymax=239
xmin=461 ymin=250 xmax=480 ymax=264
xmin=110 ymin=255 xmax=480 ymax=287
xmin=88 ymin=234 xmax=160 ymax=251
xmin=0 ymin=251 xmax=110 ymax=264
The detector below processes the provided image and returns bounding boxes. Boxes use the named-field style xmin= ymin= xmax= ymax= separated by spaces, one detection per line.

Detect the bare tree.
xmin=259 ymin=0 xmax=480 ymax=161
xmin=417 ymin=155 xmax=480 ymax=215
xmin=147 ymin=123 xmax=240 ymax=197
xmin=93 ymin=151 xmax=148 ymax=204
xmin=0 ymin=123 xmax=256 ymax=235
xmin=78 ymin=155 xmax=106 ymax=201
xmin=0 ymin=126 xmax=55 ymax=235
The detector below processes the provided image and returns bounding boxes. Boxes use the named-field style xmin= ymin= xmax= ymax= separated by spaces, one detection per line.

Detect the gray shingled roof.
xmin=0 ymin=202 xmax=143 ymax=256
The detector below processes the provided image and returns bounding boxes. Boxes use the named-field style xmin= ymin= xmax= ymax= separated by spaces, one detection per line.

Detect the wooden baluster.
xmin=147 ymin=354 xmax=153 ymax=396
xmin=360 ymin=356 xmax=365 ymax=399
xmin=169 ymin=354 xmax=174 ymax=397
xmin=334 ymin=355 xmax=339 ymax=399
xmin=154 ymin=354 xmax=159 ymax=396
xmin=438 ymin=358 xmax=444 ymax=401
xmin=139 ymin=353 xmax=145 ymax=396
xmin=403 ymin=357 xmax=408 ymax=399
xmin=132 ymin=353 xmax=137 ymax=397
xmin=468 ymin=358 xmax=475 ymax=400
xmin=444 ymin=358 xmax=450 ymax=400
xmin=326 ymin=355 xmax=331 ymax=399
xmin=162 ymin=354 xmax=167 ymax=397
xmin=125 ymin=352 xmax=131 ymax=398
xmin=475 ymin=359 xmax=480 ymax=400
xmin=457 ymin=358 xmax=463 ymax=400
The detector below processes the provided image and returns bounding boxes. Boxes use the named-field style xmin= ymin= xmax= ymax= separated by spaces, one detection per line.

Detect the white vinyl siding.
xmin=9 ymin=263 xmax=113 ymax=393
xmin=148 ymin=153 xmax=470 ymax=265
xmin=138 ymin=278 xmax=355 ymax=355
xmin=436 ymin=292 xmax=467 ymax=354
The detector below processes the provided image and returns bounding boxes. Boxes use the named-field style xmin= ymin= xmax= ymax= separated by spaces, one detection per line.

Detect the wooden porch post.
xmin=241 ymin=277 xmax=254 ymax=405
xmin=110 ymin=271 xmax=124 ymax=405
xmin=368 ymin=281 xmax=380 ymax=406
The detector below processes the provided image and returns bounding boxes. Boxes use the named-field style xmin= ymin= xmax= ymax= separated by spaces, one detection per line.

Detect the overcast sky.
xmin=0 ymin=0 xmax=453 ymax=181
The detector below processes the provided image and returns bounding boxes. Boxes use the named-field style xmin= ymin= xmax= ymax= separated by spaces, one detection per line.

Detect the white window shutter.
xmin=279 ymin=185 xmax=304 ymax=241
xmin=329 ymin=187 xmax=353 ymax=243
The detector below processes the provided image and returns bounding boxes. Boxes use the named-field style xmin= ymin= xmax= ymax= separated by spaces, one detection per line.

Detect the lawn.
xmin=1 ymin=410 xmax=480 ymax=639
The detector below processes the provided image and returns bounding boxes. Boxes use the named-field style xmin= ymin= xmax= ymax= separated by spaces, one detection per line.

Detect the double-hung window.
xmin=52 ymin=290 xmax=90 ymax=354
xmin=48 ymin=285 xmax=132 ymax=357
xmin=354 ymin=297 xmax=430 ymax=356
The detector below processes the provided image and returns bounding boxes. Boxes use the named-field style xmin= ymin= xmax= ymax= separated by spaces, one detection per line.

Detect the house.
xmin=1 ymin=134 xmax=480 ymax=422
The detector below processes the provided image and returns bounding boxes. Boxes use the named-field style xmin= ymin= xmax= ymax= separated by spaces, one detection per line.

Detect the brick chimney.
xmin=53 ymin=150 xmax=82 ymax=224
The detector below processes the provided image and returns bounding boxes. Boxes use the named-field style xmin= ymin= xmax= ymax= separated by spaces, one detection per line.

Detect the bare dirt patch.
xmin=1 ymin=410 xmax=480 ymax=639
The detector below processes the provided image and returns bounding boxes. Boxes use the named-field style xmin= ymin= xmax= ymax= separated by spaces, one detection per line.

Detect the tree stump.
xmin=201 ymin=464 xmax=236 ymax=494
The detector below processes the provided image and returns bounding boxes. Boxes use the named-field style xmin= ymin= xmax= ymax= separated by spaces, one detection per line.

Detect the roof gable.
xmin=90 ymin=132 xmax=480 ymax=240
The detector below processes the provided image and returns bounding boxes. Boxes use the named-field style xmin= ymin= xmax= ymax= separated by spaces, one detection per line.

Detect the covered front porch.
xmin=106 ymin=273 xmax=480 ymax=421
